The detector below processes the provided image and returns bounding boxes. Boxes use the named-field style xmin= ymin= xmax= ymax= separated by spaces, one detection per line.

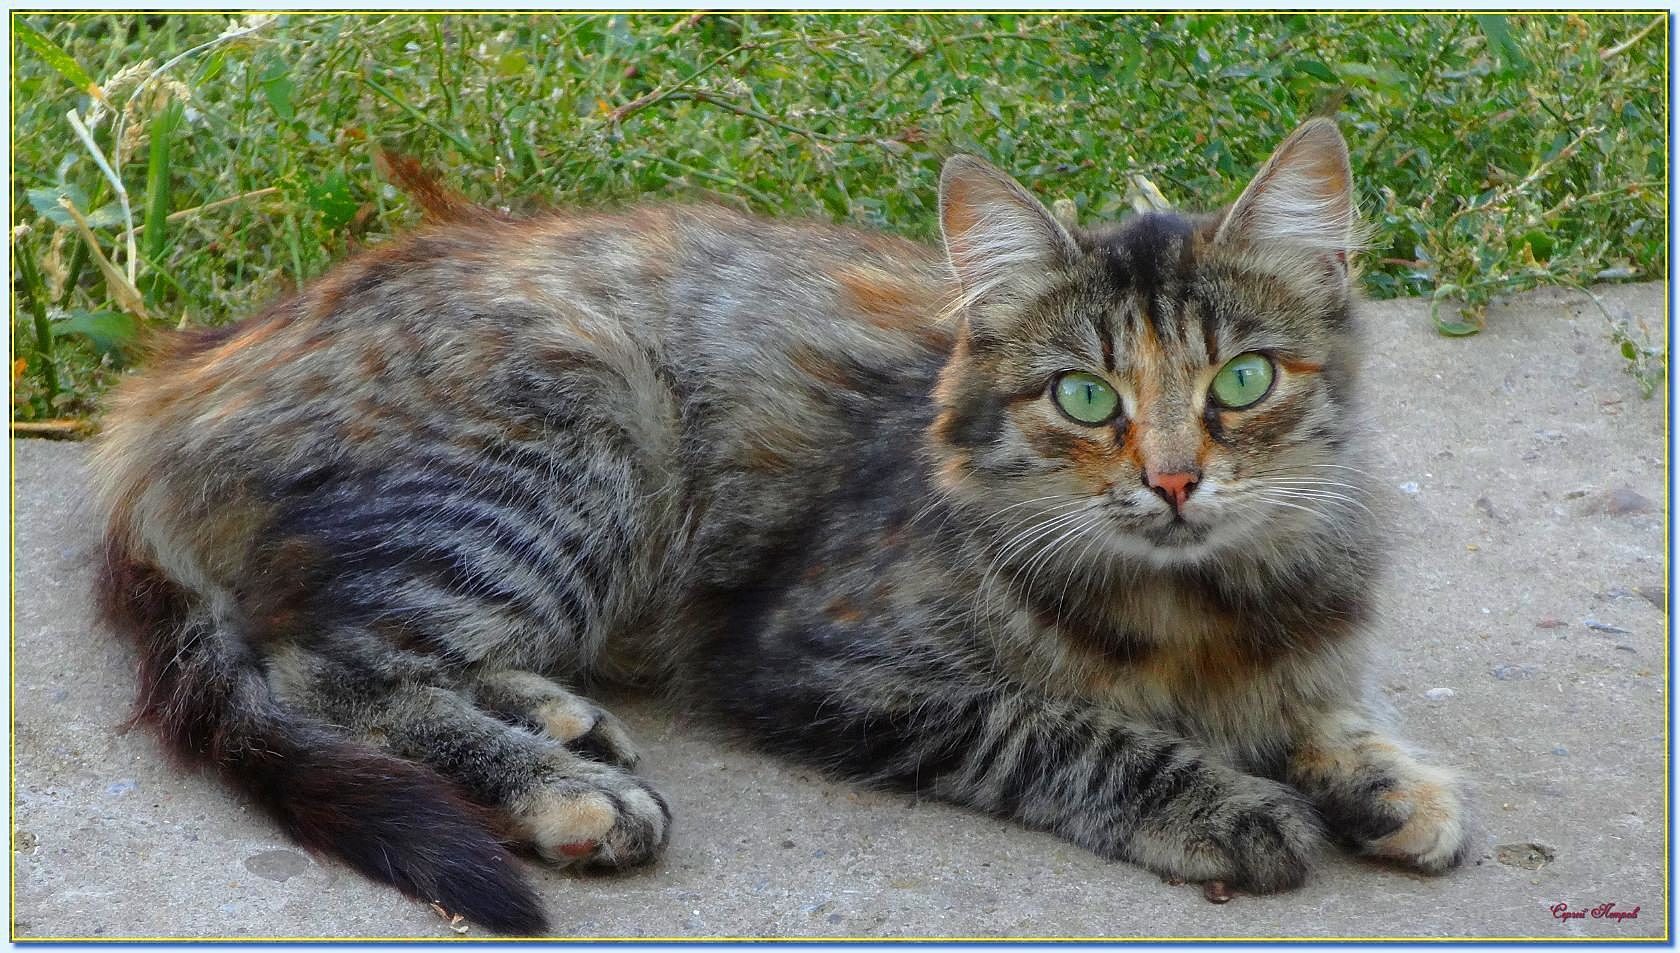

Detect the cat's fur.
xmin=93 ymin=120 xmax=1471 ymax=935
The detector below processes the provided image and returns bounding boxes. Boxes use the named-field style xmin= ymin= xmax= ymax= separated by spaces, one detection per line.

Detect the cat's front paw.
xmin=1288 ymin=714 xmax=1475 ymax=875
xmin=1128 ymin=771 xmax=1324 ymax=894
xmin=1349 ymin=764 xmax=1472 ymax=874
xmin=1206 ymin=780 xmax=1325 ymax=893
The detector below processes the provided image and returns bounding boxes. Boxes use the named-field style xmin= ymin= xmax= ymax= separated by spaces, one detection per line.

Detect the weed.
xmin=9 ymin=13 xmax=1666 ymax=420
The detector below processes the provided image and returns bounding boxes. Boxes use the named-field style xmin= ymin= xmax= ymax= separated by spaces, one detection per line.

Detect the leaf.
xmin=14 ymin=19 xmax=104 ymax=101
xmin=52 ymin=309 xmax=138 ymax=356
xmin=1332 ymin=61 xmax=1409 ymax=94
xmin=307 ymin=169 xmax=358 ymax=230
xmin=27 ymin=185 xmax=122 ymax=229
xmin=1430 ymin=289 xmax=1484 ymax=337
xmin=57 ymin=197 xmax=150 ymax=321
xmin=1519 ymin=228 xmax=1554 ymax=262
xmin=1475 ymin=15 xmax=1530 ymax=73
xmin=198 ymin=48 xmax=227 ymax=83
xmin=496 ymin=51 xmax=528 ymax=77
xmin=1292 ymin=59 xmax=1337 ymax=83
xmin=260 ymin=62 xmax=295 ymax=122
xmin=27 ymin=182 xmax=88 ymax=224
xmin=1433 ymin=312 xmax=1483 ymax=337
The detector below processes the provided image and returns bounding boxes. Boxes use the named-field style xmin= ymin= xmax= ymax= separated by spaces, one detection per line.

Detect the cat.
xmin=92 ymin=118 xmax=1472 ymax=935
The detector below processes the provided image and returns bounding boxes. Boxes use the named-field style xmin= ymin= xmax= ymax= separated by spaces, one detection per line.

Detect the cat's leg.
xmin=1284 ymin=708 xmax=1472 ymax=873
xmin=273 ymin=648 xmax=669 ymax=868
xmin=467 ymin=668 xmax=641 ymax=769
xmin=717 ymin=671 xmax=1323 ymax=892
xmin=937 ymin=696 xmax=1323 ymax=891
xmin=369 ymin=682 xmax=669 ymax=867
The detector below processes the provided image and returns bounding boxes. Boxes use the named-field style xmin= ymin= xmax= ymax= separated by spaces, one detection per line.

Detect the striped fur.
xmin=92 ymin=121 xmax=1469 ymax=933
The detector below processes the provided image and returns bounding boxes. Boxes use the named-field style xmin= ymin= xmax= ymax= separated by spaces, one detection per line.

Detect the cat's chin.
xmin=1099 ymin=519 xmax=1240 ymax=569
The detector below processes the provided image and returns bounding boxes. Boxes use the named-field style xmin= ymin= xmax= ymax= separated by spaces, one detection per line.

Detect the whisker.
xmin=1250 ymin=494 xmax=1328 ymax=520
xmin=957 ymin=494 xmax=1087 ymax=552
xmin=1252 ymin=485 xmax=1374 ymax=517
xmin=1053 ymin=514 xmax=1111 ymax=625
xmin=1254 ymin=477 xmax=1367 ymax=491
xmin=971 ymin=504 xmax=1096 ymax=630
xmin=1245 ymin=462 xmax=1371 ymax=478
xmin=1007 ymin=513 xmax=1100 ymax=616
xmin=1250 ymin=493 xmax=1359 ymax=547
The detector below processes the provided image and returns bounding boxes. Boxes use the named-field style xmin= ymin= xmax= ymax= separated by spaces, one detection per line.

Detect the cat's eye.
xmin=1209 ymin=353 xmax=1275 ymax=409
xmin=1052 ymin=372 xmax=1120 ymax=425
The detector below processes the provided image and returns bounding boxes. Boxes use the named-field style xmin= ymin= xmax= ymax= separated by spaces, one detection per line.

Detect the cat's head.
xmin=928 ymin=120 xmax=1370 ymax=571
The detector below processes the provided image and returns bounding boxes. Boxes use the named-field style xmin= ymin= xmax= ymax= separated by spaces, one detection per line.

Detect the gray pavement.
xmin=10 ymin=282 xmax=1668 ymax=939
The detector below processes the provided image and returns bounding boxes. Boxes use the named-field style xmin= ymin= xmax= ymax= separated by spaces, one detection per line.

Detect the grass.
xmin=9 ymin=12 xmax=1669 ymax=422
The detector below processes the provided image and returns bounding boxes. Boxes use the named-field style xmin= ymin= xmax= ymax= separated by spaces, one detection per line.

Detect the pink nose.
xmin=1146 ymin=468 xmax=1201 ymax=512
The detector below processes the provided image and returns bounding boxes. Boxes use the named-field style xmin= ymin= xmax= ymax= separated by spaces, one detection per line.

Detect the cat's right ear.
xmin=939 ymin=155 xmax=1079 ymax=325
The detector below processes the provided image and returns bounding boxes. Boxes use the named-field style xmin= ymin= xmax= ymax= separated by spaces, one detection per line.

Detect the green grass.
xmin=10 ymin=12 xmax=1668 ymax=421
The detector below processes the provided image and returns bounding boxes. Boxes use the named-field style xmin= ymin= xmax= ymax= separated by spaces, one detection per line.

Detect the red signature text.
xmin=1551 ymin=903 xmax=1641 ymax=923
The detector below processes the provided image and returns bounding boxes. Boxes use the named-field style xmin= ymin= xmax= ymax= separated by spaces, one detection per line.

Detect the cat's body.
xmin=93 ymin=121 xmax=1470 ymax=934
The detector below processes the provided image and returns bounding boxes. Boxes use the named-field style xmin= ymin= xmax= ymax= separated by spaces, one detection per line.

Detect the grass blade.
xmin=142 ymin=99 xmax=183 ymax=285
xmin=58 ymin=196 xmax=151 ymax=321
xmin=14 ymin=17 xmax=105 ymax=101
xmin=362 ymin=72 xmax=490 ymax=165
xmin=11 ymin=242 xmax=62 ymax=406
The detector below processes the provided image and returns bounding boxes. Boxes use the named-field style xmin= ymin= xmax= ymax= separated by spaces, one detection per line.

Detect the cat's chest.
xmin=1021 ymin=580 xmax=1355 ymax=744
xmin=1060 ymin=584 xmax=1258 ymax=697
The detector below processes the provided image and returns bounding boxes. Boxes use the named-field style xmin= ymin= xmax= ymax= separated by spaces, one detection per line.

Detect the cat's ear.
xmin=939 ymin=155 xmax=1080 ymax=322
xmin=1214 ymin=119 xmax=1360 ymax=269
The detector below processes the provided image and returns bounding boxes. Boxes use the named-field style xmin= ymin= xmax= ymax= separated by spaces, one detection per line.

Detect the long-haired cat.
xmin=93 ymin=119 xmax=1471 ymax=934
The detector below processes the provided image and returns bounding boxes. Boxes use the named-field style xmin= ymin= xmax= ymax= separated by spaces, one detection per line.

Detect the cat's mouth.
xmin=1142 ymin=516 xmax=1211 ymax=547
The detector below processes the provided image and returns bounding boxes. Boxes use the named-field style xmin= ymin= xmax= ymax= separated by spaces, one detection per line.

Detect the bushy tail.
xmin=96 ymin=537 xmax=548 ymax=935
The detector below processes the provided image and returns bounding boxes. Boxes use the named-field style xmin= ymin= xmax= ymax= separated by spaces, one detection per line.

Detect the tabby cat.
xmin=93 ymin=119 xmax=1471 ymax=935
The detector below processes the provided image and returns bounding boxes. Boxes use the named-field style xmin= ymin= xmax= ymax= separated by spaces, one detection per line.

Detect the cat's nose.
xmin=1146 ymin=468 xmax=1201 ymax=513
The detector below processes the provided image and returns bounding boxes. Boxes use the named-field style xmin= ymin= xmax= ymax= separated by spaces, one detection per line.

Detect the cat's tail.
xmin=94 ymin=533 xmax=549 ymax=935
xmin=375 ymin=150 xmax=512 ymax=225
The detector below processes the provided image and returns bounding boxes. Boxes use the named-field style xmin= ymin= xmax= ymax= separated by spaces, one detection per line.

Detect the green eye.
xmin=1053 ymin=372 xmax=1120 ymax=424
xmin=1210 ymin=353 xmax=1275 ymax=409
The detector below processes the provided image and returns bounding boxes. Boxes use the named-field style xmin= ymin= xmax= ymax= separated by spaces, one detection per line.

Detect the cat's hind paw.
xmin=514 ymin=766 xmax=672 ymax=869
xmin=469 ymin=669 xmax=642 ymax=768
xmin=531 ymin=694 xmax=642 ymax=769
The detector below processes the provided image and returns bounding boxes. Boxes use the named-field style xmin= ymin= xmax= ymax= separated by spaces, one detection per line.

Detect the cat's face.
xmin=930 ymin=120 xmax=1367 ymax=570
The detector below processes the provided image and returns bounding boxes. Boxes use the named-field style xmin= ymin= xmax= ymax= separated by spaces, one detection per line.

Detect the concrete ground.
xmin=10 ymin=282 xmax=1668 ymax=940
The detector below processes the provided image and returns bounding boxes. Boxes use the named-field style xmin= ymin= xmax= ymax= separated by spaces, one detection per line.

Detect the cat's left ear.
xmin=939 ymin=155 xmax=1080 ymax=324
xmin=1214 ymin=119 xmax=1360 ymax=277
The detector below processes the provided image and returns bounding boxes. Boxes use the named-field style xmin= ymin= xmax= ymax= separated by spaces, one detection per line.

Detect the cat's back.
xmin=106 ymin=201 xmax=957 ymax=427
xmin=94 ymin=202 xmax=960 ymax=582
